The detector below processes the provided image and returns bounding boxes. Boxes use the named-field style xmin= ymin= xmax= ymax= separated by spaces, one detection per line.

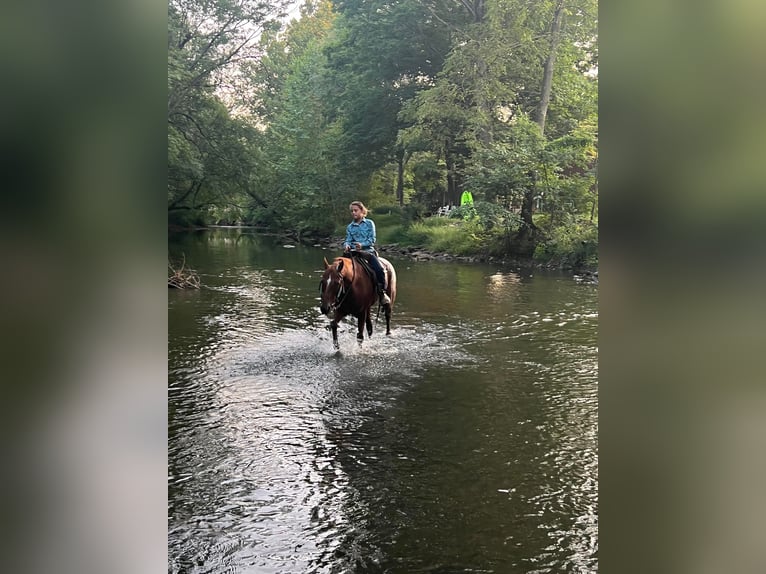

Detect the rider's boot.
xmin=378 ymin=284 xmax=391 ymax=306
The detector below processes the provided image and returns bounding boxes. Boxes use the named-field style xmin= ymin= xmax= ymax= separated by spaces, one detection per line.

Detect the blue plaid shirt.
xmin=344 ymin=218 xmax=377 ymax=253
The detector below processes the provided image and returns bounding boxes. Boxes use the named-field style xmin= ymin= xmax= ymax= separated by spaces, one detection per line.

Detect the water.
xmin=169 ymin=228 xmax=598 ymax=573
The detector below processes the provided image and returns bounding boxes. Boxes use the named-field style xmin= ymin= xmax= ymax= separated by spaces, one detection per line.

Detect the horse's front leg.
xmin=356 ymin=315 xmax=365 ymax=344
xmin=330 ymin=320 xmax=340 ymax=349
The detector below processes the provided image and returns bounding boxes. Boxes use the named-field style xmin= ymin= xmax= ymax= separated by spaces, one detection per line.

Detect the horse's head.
xmin=319 ymin=257 xmax=349 ymax=318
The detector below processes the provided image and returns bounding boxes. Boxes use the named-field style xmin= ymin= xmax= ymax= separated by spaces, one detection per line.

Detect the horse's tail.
xmin=380 ymin=257 xmax=397 ymax=306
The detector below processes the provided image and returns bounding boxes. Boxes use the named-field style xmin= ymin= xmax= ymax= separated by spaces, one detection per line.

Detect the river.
xmin=168 ymin=228 xmax=598 ymax=573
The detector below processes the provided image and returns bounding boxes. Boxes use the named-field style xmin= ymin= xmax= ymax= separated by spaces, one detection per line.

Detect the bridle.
xmin=322 ymin=259 xmax=354 ymax=312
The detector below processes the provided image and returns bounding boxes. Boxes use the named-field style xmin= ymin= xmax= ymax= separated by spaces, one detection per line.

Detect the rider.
xmin=343 ymin=201 xmax=392 ymax=306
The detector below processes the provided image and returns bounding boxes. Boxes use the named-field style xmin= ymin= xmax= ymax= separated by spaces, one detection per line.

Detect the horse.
xmin=319 ymin=253 xmax=397 ymax=349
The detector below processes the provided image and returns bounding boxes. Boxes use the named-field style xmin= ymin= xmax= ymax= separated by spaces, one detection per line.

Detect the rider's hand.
xmin=355 ymin=242 xmax=362 ymax=250
xmin=344 ymin=245 xmax=350 ymax=252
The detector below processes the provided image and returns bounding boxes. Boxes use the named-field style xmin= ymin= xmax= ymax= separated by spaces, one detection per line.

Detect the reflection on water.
xmin=487 ymin=270 xmax=522 ymax=302
xmin=169 ymin=229 xmax=597 ymax=573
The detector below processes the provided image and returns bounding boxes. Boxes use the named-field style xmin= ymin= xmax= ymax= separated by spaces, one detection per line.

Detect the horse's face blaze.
xmin=319 ymin=271 xmax=339 ymax=316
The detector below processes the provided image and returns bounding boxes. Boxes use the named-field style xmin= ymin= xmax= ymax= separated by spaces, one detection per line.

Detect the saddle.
xmin=349 ymin=251 xmax=386 ymax=289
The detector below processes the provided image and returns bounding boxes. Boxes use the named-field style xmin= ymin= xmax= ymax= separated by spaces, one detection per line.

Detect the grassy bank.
xmin=346 ymin=204 xmax=598 ymax=270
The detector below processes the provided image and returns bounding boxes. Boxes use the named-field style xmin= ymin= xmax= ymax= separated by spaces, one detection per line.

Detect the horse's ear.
xmin=336 ymin=259 xmax=344 ymax=272
xmin=323 ymin=257 xmax=330 ymax=269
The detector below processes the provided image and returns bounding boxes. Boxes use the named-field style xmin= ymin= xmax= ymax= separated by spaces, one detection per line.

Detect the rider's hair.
xmin=349 ymin=201 xmax=368 ymax=216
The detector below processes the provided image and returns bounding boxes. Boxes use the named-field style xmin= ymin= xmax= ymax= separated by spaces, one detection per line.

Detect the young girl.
xmin=343 ymin=201 xmax=391 ymax=305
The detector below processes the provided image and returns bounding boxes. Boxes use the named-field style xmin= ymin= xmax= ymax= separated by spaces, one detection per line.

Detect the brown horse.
xmin=319 ymin=254 xmax=397 ymax=349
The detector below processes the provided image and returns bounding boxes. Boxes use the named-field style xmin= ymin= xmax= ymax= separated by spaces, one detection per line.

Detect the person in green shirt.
xmin=460 ymin=190 xmax=476 ymax=219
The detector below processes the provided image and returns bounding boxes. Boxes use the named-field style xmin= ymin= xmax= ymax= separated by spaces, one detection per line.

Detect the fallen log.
xmin=168 ymin=254 xmax=200 ymax=289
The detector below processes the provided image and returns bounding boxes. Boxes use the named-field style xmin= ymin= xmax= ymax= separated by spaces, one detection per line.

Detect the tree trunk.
xmin=396 ymin=148 xmax=405 ymax=206
xmin=535 ymin=0 xmax=565 ymax=135
xmin=474 ymin=50 xmax=492 ymax=145
xmin=520 ymin=170 xmax=537 ymax=228
xmin=458 ymin=0 xmax=486 ymax=22
xmin=445 ymin=149 xmax=456 ymax=206
xmin=513 ymin=0 xmax=565 ymax=255
xmin=168 ymin=179 xmax=204 ymax=211
xmin=520 ymin=188 xmax=534 ymax=228
xmin=590 ymin=167 xmax=598 ymax=222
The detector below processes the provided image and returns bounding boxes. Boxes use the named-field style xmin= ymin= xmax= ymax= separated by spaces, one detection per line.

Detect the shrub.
xmin=404 ymin=218 xmax=484 ymax=255
xmin=294 ymin=216 xmax=336 ymax=240
xmin=534 ymin=220 xmax=598 ymax=268
xmin=168 ymin=209 xmax=208 ymax=228
xmin=373 ymin=212 xmax=406 ymax=244
xmin=371 ymin=204 xmax=402 ymax=216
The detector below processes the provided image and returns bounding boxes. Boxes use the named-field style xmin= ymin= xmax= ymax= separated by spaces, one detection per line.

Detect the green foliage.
xmin=464 ymin=115 xmax=545 ymax=205
xmin=401 ymin=202 xmax=429 ymax=224
xmin=293 ymin=211 xmax=337 ymax=239
xmin=249 ymin=0 xmax=336 ymax=122
xmin=167 ymin=0 xmax=292 ymax=223
xmin=367 ymin=168 xmax=399 ymax=208
xmin=166 ymin=0 xmax=598 ymax=264
xmin=443 ymin=201 xmax=524 ymax=256
xmin=406 ymin=152 xmax=446 ymax=210
xmin=450 ymin=201 xmax=522 ymax=233
xmin=321 ymin=0 xmax=451 ymax=180
xmin=533 ymin=218 xmax=599 ymax=268
xmin=259 ymin=31 xmax=357 ymax=234
xmin=168 ymin=207 xmax=208 ymax=229
xmin=370 ymin=211 xmax=405 ymax=245
xmin=370 ymin=204 xmax=403 ymax=217
xmin=402 ymin=217 xmax=483 ymax=255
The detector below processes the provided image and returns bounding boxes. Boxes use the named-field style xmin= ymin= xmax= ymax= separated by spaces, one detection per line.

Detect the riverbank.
xmin=315 ymin=236 xmax=598 ymax=282
xmin=170 ymin=225 xmax=598 ymax=282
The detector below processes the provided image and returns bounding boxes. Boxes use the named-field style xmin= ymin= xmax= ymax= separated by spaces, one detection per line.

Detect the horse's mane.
xmin=324 ymin=256 xmax=356 ymax=283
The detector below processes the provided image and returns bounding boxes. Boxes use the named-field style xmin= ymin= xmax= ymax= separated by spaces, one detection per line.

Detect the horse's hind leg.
xmin=384 ymin=306 xmax=392 ymax=336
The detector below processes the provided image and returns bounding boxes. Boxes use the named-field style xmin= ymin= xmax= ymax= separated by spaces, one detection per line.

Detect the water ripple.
xmin=169 ymin=241 xmax=597 ymax=573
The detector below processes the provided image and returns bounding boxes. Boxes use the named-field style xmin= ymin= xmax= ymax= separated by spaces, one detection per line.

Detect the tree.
xmin=322 ymin=0 xmax=458 ymax=195
xmin=167 ymin=0 xmax=291 ymax=222
xmin=535 ymin=0 xmax=566 ymax=134
xmin=250 ymin=1 xmax=352 ymax=235
xmin=165 ymin=0 xmax=598 ymax=262
xmin=168 ymin=0 xmax=290 ymax=118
